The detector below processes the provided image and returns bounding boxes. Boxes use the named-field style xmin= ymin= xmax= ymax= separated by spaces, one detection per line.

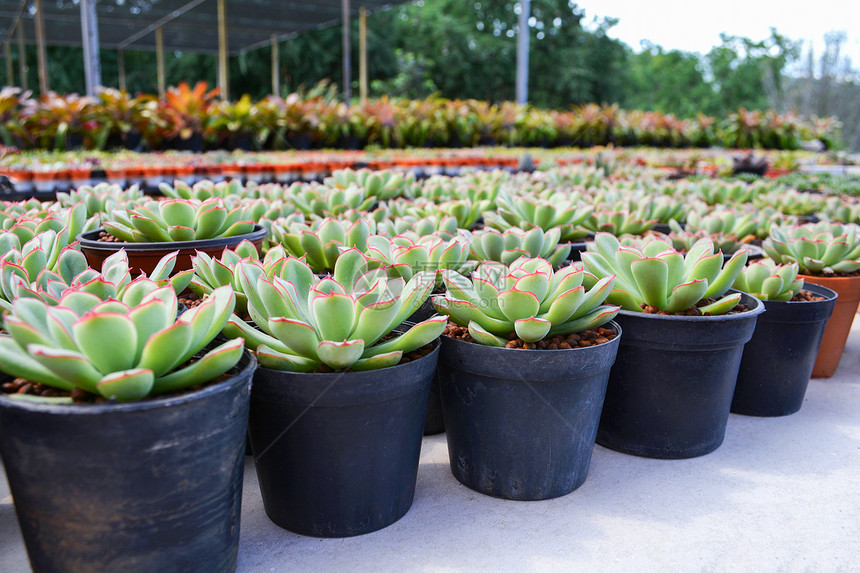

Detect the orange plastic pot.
xmin=799 ymin=274 xmax=860 ymax=378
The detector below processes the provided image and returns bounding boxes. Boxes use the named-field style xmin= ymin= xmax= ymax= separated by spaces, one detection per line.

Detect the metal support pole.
xmin=16 ymin=21 xmax=27 ymax=90
xmin=359 ymin=6 xmax=367 ymax=104
xmin=270 ymin=34 xmax=279 ymax=96
xmin=34 ymin=0 xmax=49 ymax=94
xmin=5 ymin=41 xmax=13 ymax=86
xmin=80 ymin=0 xmax=102 ymax=96
xmin=118 ymin=49 xmax=126 ymax=90
xmin=156 ymin=26 xmax=165 ymax=98
xmin=341 ymin=0 xmax=351 ymax=103
xmin=516 ymin=0 xmax=530 ymax=104
xmin=217 ymin=0 xmax=228 ymax=100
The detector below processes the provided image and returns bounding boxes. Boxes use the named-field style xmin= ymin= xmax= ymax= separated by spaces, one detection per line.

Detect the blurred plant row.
xmin=0 ymin=83 xmax=842 ymax=153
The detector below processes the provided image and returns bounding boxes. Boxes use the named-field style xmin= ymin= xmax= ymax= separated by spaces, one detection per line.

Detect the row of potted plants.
xmin=0 ymin=84 xmax=841 ymax=152
xmin=0 ymin=166 xmax=858 ymax=571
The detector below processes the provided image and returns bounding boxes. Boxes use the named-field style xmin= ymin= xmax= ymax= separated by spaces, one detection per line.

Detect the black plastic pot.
xmin=597 ymin=292 xmax=764 ymax=459
xmin=731 ymin=283 xmax=837 ymax=417
xmin=423 ymin=372 xmax=445 ymax=435
xmin=248 ymin=340 xmax=439 ymax=537
xmin=0 ymin=350 xmax=256 ymax=573
xmin=437 ymin=321 xmax=621 ymax=501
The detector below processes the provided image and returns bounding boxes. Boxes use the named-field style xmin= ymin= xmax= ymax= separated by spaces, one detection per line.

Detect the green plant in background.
xmin=484 ymin=192 xmax=593 ymax=242
xmin=580 ymin=232 xmax=749 ymax=315
xmin=159 ymin=179 xmax=246 ymax=201
xmin=102 ymin=198 xmax=256 ymax=242
xmin=376 ymin=213 xmax=460 ymax=240
xmin=732 ymin=260 xmax=803 ymax=301
xmin=0 ymin=285 xmax=243 ymax=402
xmin=56 ymin=182 xmax=145 ymax=217
xmin=288 ymin=181 xmax=376 ymax=217
xmin=432 ymin=257 xmax=619 ymax=346
xmin=223 ymin=250 xmax=446 ymax=371
xmin=325 ymin=168 xmax=413 ymax=201
xmin=582 ymin=208 xmax=657 ymax=236
xmin=763 ymin=222 xmax=860 ymax=274
xmin=468 ymin=226 xmax=571 ymax=267
xmin=365 ymin=232 xmax=475 ymax=282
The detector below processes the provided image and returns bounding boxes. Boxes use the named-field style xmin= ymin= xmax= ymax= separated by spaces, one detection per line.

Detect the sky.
xmin=573 ymin=0 xmax=860 ymax=68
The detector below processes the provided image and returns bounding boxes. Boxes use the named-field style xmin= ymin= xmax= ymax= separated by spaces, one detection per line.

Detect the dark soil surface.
xmin=96 ymin=230 xmax=124 ymax=243
xmin=801 ymin=269 xmax=860 ymax=278
xmin=442 ymin=322 xmax=617 ymax=350
xmin=792 ymin=290 xmax=827 ymax=302
xmin=640 ymin=297 xmax=752 ymax=316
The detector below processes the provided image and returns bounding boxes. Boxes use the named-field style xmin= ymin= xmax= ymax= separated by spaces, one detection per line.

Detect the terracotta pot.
xmin=77 ymin=225 xmax=269 ymax=276
xmin=799 ymin=274 xmax=860 ymax=378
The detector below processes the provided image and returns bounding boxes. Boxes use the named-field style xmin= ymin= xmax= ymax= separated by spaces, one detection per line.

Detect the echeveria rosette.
xmin=158 ymin=179 xmax=246 ymax=201
xmin=732 ymin=260 xmax=803 ymax=301
xmin=0 ymin=232 xmax=191 ymax=309
xmin=270 ymin=216 xmax=373 ymax=274
xmin=468 ymin=226 xmax=571 ymax=268
xmin=223 ymin=249 xmax=446 ymax=372
xmin=682 ymin=208 xmax=758 ymax=242
xmin=432 ymin=257 xmax=620 ymax=347
xmin=365 ymin=232 xmax=476 ymax=283
xmin=580 ymin=232 xmax=749 ymax=315
xmin=376 ymin=212 xmax=460 ymax=240
xmin=582 ymin=208 xmax=657 ymax=237
xmin=763 ymin=222 xmax=860 ymax=275
xmin=0 ymin=285 xmax=244 ymax=402
xmin=325 ymin=168 xmax=412 ymax=201
xmin=56 ymin=182 xmax=146 ymax=217
xmin=102 ymin=198 xmax=256 ymax=242
xmin=288 ymin=180 xmax=376 ymax=217
xmin=484 ymin=193 xmax=594 ymax=242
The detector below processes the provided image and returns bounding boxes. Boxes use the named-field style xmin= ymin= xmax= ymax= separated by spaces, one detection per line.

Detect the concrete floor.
xmin=2 ymin=320 xmax=859 ymax=572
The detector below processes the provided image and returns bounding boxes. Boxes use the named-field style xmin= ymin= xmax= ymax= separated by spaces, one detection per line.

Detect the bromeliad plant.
xmin=223 ymin=249 xmax=446 ymax=372
xmin=102 ymin=198 xmax=257 ymax=242
xmin=432 ymin=257 xmax=619 ymax=347
xmin=0 ymin=284 xmax=243 ymax=402
xmin=580 ymin=232 xmax=749 ymax=315
xmin=732 ymin=260 xmax=803 ymax=301
xmin=468 ymin=226 xmax=571 ymax=267
xmin=763 ymin=222 xmax=860 ymax=275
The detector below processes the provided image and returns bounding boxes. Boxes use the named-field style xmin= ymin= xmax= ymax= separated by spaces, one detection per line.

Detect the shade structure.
xmin=0 ymin=0 xmax=410 ymax=55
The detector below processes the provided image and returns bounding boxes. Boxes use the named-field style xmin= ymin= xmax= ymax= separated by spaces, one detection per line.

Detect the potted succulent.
xmin=77 ymin=197 xmax=268 ymax=275
xmin=432 ymin=257 xmax=621 ymax=500
xmin=222 ymin=250 xmax=446 ymax=537
xmin=580 ymin=233 xmax=764 ymax=459
xmin=763 ymin=222 xmax=860 ymax=377
xmin=730 ymin=260 xmax=837 ymax=416
xmin=0 ymin=284 xmax=255 ymax=573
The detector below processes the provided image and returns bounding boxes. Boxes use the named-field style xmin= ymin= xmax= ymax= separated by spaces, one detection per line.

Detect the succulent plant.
xmin=223 ymin=249 xmax=446 ymax=372
xmin=269 ymin=216 xmax=373 ymax=273
xmin=189 ymin=240 xmax=261 ymax=316
xmin=0 ymin=284 xmax=243 ymax=402
xmin=376 ymin=213 xmax=460 ymax=240
xmin=325 ymin=168 xmax=412 ymax=201
xmin=56 ymin=182 xmax=145 ymax=217
xmin=103 ymin=198 xmax=257 ymax=242
xmin=582 ymin=208 xmax=657 ymax=236
xmin=0 ymin=201 xmax=95 ymax=248
xmin=432 ymin=257 xmax=619 ymax=346
xmin=159 ymin=179 xmax=246 ymax=201
xmin=580 ymin=232 xmax=749 ymax=315
xmin=821 ymin=197 xmax=860 ymax=225
xmin=288 ymin=181 xmax=375 ymax=217
xmin=1 ymin=239 xmax=193 ymax=311
xmin=365 ymin=232 xmax=475 ymax=282
xmin=484 ymin=192 xmax=593 ymax=242
xmin=732 ymin=260 xmax=803 ymax=301
xmin=469 ymin=226 xmax=571 ymax=267
xmin=763 ymin=222 xmax=860 ymax=275
xmin=682 ymin=208 xmax=758 ymax=240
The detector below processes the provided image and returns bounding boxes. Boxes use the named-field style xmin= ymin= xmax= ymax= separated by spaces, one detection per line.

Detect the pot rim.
xmin=617 ymin=290 xmax=765 ymax=322
xmin=440 ymin=319 xmax=622 ymax=354
xmin=254 ymin=335 xmax=440 ymax=379
xmin=75 ymin=224 xmax=268 ymax=252
xmin=0 ymin=348 xmax=257 ymax=415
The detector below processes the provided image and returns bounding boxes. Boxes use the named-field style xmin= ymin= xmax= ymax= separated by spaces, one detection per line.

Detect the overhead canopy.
xmin=0 ymin=0 xmax=408 ymax=55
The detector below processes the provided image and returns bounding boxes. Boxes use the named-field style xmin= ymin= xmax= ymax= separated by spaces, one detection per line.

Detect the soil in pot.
xmin=437 ymin=322 xmax=621 ymax=501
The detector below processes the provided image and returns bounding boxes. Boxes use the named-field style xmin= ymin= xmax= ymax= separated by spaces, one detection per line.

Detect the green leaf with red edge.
xmin=351 ymin=298 xmax=402 ymax=348
xmin=548 ymin=305 xmax=619 ymax=336
xmin=362 ymin=315 xmax=446 ymax=358
xmin=195 ymin=205 xmax=228 ymax=240
xmin=160 ymin=200 xmax=196 ymax=229
xmin=255 ymin=343 xmax=319 ymax=372
xmin=130 ymin=215 xmax=173 ymax=242
xmin=698 ymin=292 xmax=742 ymax=315
xmin=0 ymin=337 xmax=73 ymax=390
xmin=137 ymin=320 xmax=193 ymax=377
xmin=631 ymin=257 xmax=668 ymax=309
xmin=350 ymin=351 xmax=403 ymax=371
xmin=152 ymin=337 xmax=244 ymax=395
xmin=467 ymin=321 xmax=507 ymax=346
xmin=543 ymin=286 xmax=585 ymax=324
xmin=96 ymin=368 xmax=154 ymax=401
xmin=268 ymin=318 xmax=320 ymax=360
xmin=73 ymin=312 xmax=138 ymax=374
xmin=665 ymin=279 xmax=709 ymax=312
xmin=514 ymin=316 xmax=551 ymax=342
xmin=497 ymin=288 xmax=540 ymax=322
xmin=317 ymin=338 xmax=364 ymax=369
xmin=311 ymin=290 xmax=355 ymax=342
xmin=27 ymin=345 xmax=101 ymax=394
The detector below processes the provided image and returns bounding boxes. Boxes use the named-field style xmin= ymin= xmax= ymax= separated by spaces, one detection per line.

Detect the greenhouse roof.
xmin=0 ymin=0 xmax=409 ymax=55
